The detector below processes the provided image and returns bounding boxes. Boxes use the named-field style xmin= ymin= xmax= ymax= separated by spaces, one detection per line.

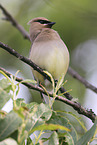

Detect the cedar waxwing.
xmin=28 ymin=17 xmax=69 ymax=89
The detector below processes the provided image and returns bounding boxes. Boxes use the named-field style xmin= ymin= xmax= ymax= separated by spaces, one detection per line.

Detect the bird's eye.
xmin=36 ymin=20 xmax=51 ymax=24
xmin=39 ymin=20 xmax=45 ymax=24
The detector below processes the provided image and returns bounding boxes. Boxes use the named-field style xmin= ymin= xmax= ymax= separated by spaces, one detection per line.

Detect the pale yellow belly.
xmin=29 ymin=40 xmax=69 ymax=86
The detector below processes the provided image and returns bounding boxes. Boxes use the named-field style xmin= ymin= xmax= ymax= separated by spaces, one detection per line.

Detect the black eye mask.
xmin=35 ymin=19 xmax=51 ymax=24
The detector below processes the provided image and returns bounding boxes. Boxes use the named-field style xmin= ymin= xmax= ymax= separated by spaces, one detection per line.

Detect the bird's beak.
xmin=46 ymin=22 xmax=56 ymax=28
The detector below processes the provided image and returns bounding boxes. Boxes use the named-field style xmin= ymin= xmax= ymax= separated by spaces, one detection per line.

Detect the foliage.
xmin=0 ymin=71 xmax=97 ymax=145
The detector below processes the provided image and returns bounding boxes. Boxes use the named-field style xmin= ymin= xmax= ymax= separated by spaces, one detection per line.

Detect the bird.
xmin=28 ymin=17 xmax=69 ymax=91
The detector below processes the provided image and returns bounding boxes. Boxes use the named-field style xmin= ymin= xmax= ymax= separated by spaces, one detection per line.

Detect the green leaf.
xmin=0 ymin=111 xmax=22 ymax=141
xmin=76 ymin=118 xmax=97 ymax=145
xmin=57 ymin=110 xmax=87 ymax=132
xmin=25 ymin=103 xmax=52 ymax=132
xmin=67 ymin=112 xmax=87 ymax=132
xmin=0 ymin=138 xmax=18 ymax=145
xmin=39 ymin=103 xmax=52 ymax=121
xmin=0 ymin=79 xmax=12 ymax=109
xmin=47 ymin=112 xmax=77 ymax=144
xmin=49 ymin=131 xmax=59 ymax=145
xmin=43 ymin=71 xmax=55 ymax=90
xmin=31 ymin=103 xmax=52 ymax=123
xmin=21 ymin=79 xmax=37 ymax=84
xmin=15 ymin=84 xmax=20 ymax=97
xmin=16 ymin=103 xmax=52 ymax=144
xmin=0 ymin=78 xmax=11 ymax=92
xmin=26 ymin=102 xmax=38 ymax=111
xmin=29 ymin=123 xmax=70 ymax=135
xmin=15 ymin=98 xmax=25 ymax=107
xmin=65 ymin=133 xmax=75 ymax=145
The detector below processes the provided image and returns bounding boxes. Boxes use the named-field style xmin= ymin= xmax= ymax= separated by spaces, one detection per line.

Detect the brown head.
xmin=28 ymin=17 xmax=56 ymax=43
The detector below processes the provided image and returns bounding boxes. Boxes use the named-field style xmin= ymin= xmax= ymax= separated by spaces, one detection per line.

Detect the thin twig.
xmin=68 ymin=67 xmax=97 ymax=93
xmin=0 ymin=4 xmax=97 ymax=95
xmin=0 ymin=4 xmax=29 ymax=40
xmin=0 ymin=42 xmax=51 ymax=81
xmin=0 ymin=67 xmax=96 ymax=122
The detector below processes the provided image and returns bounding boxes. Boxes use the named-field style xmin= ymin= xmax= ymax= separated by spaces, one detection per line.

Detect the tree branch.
xmin=0 ymin=67 xmax=96 ymax=122
xmin=0 ymin=4 xmax=29 ymax=40
xmin=0 ymin=41 xmax=72 ymax=100
xmin=0 ymin=41 xmax=51 ymax=81
xmin=68 ymin=67 xmax=97 ymax=93
xmin=0 ymin=4 xmax=97 ymax=96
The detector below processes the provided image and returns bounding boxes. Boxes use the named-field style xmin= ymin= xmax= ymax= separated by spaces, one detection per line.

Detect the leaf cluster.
xmin=0 ymin=71 xmax=97 ymax=145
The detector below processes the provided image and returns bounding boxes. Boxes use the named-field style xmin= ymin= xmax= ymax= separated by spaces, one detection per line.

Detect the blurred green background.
xmin=0 ymin=0 xmax=97 ymax=139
